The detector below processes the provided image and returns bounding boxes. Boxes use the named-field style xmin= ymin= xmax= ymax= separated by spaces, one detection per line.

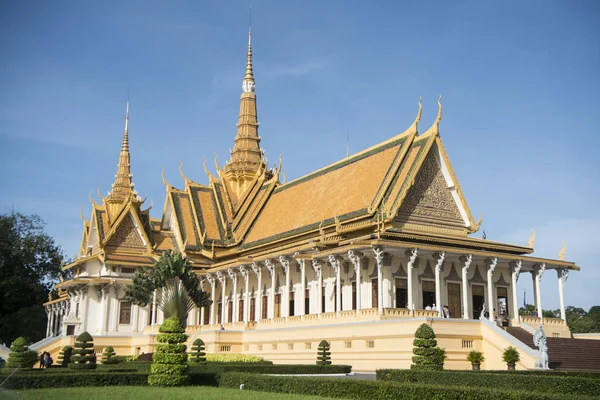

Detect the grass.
xmin=0 ymin=386 xmax=337 ymax=400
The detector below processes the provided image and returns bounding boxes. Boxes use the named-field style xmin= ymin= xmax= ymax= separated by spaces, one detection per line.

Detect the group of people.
xmin=423 ymin=304 xmax=452 ymax=318
xmin=38 ymin=351 xmax=53 ymax=369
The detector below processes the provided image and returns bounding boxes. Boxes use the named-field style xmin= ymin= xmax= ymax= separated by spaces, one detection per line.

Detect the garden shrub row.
xmin=442 ymin=369 xmax=600 ymax=379
xmin=1 ymin=371 xmax=218 ymax=390
xmin=188 ymin=363 xmax=351 ymax=375
xmin=218 ymin=372 xmax=594 ymax=400
xmin=376 ymin=369 xmax=600 ymax=397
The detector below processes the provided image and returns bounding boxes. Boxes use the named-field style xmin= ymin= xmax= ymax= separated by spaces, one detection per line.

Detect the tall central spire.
xmin=107 ymin=100 xmax=137 ymax=204
xmin=222 ymin=25 xmax=266 ymax=198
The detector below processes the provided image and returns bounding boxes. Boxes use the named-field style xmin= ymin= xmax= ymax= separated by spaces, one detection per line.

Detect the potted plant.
xmin=502 ymin=346 xmax=520 ymax=371
xmin=466 ymin=350 xmax=485 ymax=370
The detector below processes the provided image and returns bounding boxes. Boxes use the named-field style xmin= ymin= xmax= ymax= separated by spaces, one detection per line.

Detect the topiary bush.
xmin=204 ymin=353 xmax=266 ymax=363
xmin=189 ymin=338 xmax=206 ymax=363
xmin=57 ymin=346 xmax=73 ymax=367
xmin=316 ymin=340 xmax=332 ymax=365
xmin=101 ymin=346 xmax=117 ymax=364
xmin=411 ymin=323 xmax=444 ymax=371
xmin=6 ymin=337 xmax=37 ymax=369
xmin=148 ymin=316 xmax=189 ymax=386
xmin=68 ymin=331 xmax=97 ymax=370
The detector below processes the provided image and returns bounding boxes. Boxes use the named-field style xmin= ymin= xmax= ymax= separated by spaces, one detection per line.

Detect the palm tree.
xmin=125 ymin=250 xmax=211 ymax=327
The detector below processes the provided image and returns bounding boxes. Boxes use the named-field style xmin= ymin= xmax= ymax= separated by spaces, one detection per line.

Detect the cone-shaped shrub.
xmin=6 ymin=337 xmax=37 ymax=369
xmin=101 ymin=346 xmax=117 ymax=364
xmin=316 ymin=340 xmax=332 ymax=365
xmin=57 ymin=346 xmax=73 ymax=366
xmin=68 ymin=331 xmax=97 ymax=370
xmin=411 ymin=323 xmax=445 ymax=371
xmin=148 ymin=316 xmax=189 ymax=386
xmin=189 ymin=338 xmax=206 ymax=363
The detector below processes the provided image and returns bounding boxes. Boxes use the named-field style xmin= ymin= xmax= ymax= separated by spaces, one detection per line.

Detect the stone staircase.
xmin=506 ymin=327 xmax=600 ymax=371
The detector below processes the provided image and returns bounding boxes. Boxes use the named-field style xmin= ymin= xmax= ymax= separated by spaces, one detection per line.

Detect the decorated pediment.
xmin=105 ymin=212 xmax=147 ymax=250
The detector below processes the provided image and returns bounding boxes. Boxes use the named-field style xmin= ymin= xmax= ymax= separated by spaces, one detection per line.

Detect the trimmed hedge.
xmin=376 ymin=369 xmax=600 ymax=397
xmin=148 ymin=316 xmax=189 ymax=386
xmin=317 ymin=340 xmax=332 ymax=365
xmin=411 ymin=323 xmax=444 ymax=371
xmin=443 ymin=369 xmax=600 ymax=379
xmin=204 ymin=353 xmax=266 ymax=363
xmin=58 ymin=346 xmax=73 ymax=366
xmin=218 ymin=372 xmax=592 ymax=400
xmin=0 ymin=372 xmax=149 ymax=389
xmin=189 ymin=338 xmax=206 ymax=363
xmin=68 ymin=331 xmax=96 ymax=370
xmin=0 ymin=371 xmax=218 ymax=389
xmin=188 ymin=363 xmax=352 ymax=375
xmin=101 ymin=346 xmax=117 ymax=364
xmin=6 ymin=337 xmax=37 ymax=369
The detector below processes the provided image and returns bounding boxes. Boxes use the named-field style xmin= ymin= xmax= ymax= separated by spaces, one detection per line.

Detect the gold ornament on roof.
xmin=558 ymin=242 xmax=566 ymax=261
xmin=528 ymin=229 xmax=536 ymax=248
xmin=473 ymin=213 xmax=483 ymax=231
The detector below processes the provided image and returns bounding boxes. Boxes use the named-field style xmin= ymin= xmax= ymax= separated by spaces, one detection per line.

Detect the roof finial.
xmin=242 ymin=7 xmax=255 ymax=92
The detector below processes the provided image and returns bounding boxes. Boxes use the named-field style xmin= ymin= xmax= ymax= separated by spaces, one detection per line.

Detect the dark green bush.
xmin=219 ymin=372 xmax=591 ymax=400
xmin=411 ymin=323 xmax=444 ymax=371
xmin=189 ymin=338 xmax=206 ymax=363
xmin=188 ymin=363 xmax=351 ymax=375
xmin=136 ymin=353 xmax=153 ymax=362
xmin=316 ymin=340 xmax=331 ymax=365
xmin=148 ymin=316 xmax=189 ymax=386
xmin=376 ymin=369 xmax=600 ymax=397
xmin=58 ymin=346 xmax=73 ymax=366
xmin=101 ymin=346 xmax=117 ymax=364
xmin=6 ymin=337 xmax=37 ymax=369
xmin=68 ymin=331 xmax=96 ymax=370
xmin=0 ymin=372 xmax=148 ymax=389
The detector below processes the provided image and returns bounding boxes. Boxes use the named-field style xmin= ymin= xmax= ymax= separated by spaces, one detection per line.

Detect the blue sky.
xmin=1 ymin=1 xmax=598 ymax=310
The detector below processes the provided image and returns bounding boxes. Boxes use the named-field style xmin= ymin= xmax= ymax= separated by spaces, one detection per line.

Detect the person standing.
xmin=39 ymin=352 xmax=46 ymax=369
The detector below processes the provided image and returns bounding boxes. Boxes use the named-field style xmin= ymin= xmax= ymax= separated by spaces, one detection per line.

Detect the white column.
xmin=265 ymin=259 xmax=275 ymax=318
xmin=510 ymin=261 xmax=521 ymax=321
xmin=239 ymin=265 xmax=249 ymax=323
xmin=207 ymin=275 xmax=216 ymax=326
xmin=557 ymin=268 xmax=569 ymax=321
xmin=486 ymin=258 xmax=498 ymax=322
xmin=100 ymin=286 xmax=109 ymax=333
xmin=132 ymin=304 xmax=139 ymax=332
xmin=534 ymin=263 xmax=546 ymax=319
xmin=373 ymin=247 xmax=384 ymax=314
xmin=228 ymin=268 xmax=238 ymax=323
xmin=150 ymin=290 xmax=157 ymax=325
xmin=81 ymin=287 xmax=90 ymax=332
xmin=48 ymin=308 xmax=55 ymax=337
xmin=45 ymin=306 xmax=52 ymax=337
xmin=328 ymin=255 xmax=342 ymax=313
xmin=297 ymin=259 xmax=306 ymax=315
xmin=217 ymin=271 xmax=227 ymax=324
xmin=200 ymin=307 xmax=205 ymax=326
xmin=252 ymin=263 xmax=262 ymax=321
xmin=405 ymin=249 xmax=418 ymax=311
xmin=312 ymin=260 xmax=322 ymax=316
xmin=279 ymin=256 xmax=291 ymax=318
xmin=460 ymin=254 xmax=473 ymax=319
xmin=348 ymin=250 xmax=362 ymax=314
xmin=433 ymin=252 xmax=445 ymax=317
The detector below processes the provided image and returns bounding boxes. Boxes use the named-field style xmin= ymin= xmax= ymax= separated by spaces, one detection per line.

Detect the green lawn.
xmin=0 ymin=386 xmax=337 ymax=400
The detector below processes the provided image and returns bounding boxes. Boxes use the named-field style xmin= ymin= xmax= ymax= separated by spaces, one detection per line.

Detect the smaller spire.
xmin=107 ymin=98 xmax=136 ymax=203
xmin=122 ymin=99 xmax=129 ymax=151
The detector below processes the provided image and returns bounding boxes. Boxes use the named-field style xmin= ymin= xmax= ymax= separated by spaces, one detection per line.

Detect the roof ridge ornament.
xmin=408 ymin=97 xmax=423 ymax=134
xmin=558 ymin=241 xmax=566 ymax=261
xmin=528 ymin=228 xmax=536 ymax=248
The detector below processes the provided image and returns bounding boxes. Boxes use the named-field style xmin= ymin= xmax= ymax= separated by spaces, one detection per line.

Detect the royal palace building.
xmin=36 ymin=29 xmax=582 ymax=371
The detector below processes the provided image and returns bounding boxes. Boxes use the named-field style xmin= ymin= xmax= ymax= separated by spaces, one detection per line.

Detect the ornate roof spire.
xmin=222 ymin=20 xmax=267 ymax=196
xmin=107 ymin=99 xmax=137 ymax=204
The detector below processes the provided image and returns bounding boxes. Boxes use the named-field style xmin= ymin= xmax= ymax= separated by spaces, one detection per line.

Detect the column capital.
xmin=206 ymin=273 xmax=216 ymax=287
xmin=328 ymin=255 xmax=342 ymax=273
xmin=295 ymin=258 xmax=305 ymax=273
xmin=251 ymin=262 xmax=262 ymax=277
xmin=557 ymin=268 xmax=569 ymax=282
xmin=485 ymin=257 xmax=498 ymax=273
xmin=405 ymin=248 xmax=418 ymax=269
xmin=239 ymin=265 xmax=249 ymax=280
xmin=460 ymin=254 xmax=473 ymax=272
xmin=264 ymin=259 xmax=275 ymax=278
xmin=533 ymin=263 xmax=546 ymax=281
xmin=433 ymin=251 xmax=445 ymax=272
xmin=216 ymin=271 xmax=226 ymax=285
xmin=348 ymin=250 xmax=363 ymax=268
xmin=227 ymin=268 xmax=238 ymax=282
xmin=312 ymin=259 xmax=322 ymax=280
xmin=372 ymin=246 xmax=385 ymax=263
xmin=279 ymin=255 xmax=291 ymax=274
